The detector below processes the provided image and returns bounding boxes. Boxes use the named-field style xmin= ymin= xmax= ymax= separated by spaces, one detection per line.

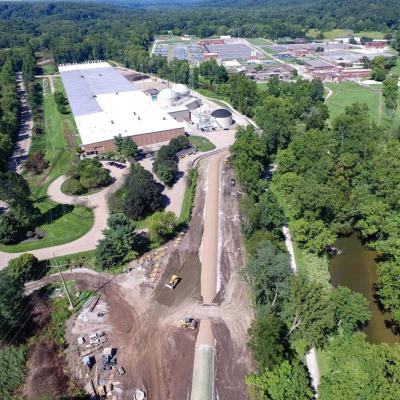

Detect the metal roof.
xmin=59 ymin=62 xmax=136 ymax=117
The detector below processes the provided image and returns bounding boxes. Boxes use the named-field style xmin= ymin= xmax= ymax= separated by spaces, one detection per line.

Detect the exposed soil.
xmin=23 ymin=292 xmax=71 ymax=400
xmin=63 ymin=121 xmax=75 ymax=149
xmin=24 ymin=339 xmax=69 ymax=400
xmin=214 ymin=322 xmax=250 ymax=400
xmin=29 ymin=156 xmax=254 ymax=400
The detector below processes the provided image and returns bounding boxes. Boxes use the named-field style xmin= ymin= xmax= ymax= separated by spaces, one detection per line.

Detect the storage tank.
xmin=172 ymin=83 xmax=190 ymax=97
xmin=211 ymin=108 xmax=233 ymax=129
xmin=157 ymin=88 xmax=177 ymax=107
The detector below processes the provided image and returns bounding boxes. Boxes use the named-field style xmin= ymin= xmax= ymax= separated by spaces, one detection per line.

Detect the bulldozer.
xmin=178 ymin=317 xmax=198 ymax=330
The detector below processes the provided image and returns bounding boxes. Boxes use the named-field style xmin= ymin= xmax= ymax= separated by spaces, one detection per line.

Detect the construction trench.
xmin=26 ymin=151 xmax=253 ymax=400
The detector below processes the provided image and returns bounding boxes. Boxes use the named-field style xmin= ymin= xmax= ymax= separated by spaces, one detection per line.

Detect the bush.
xmin=96 ymin=213 xmax=147 ymax=269
xmin=54 ymin=91 xmax=68 ymax=114
xmin=153 ymin=135 xmax=190 ymax=185
xmin=153 ymin=158 xmax=178 ymax=186
xmin=7 ymin=253 xmax=40 ymax=283
xmin=0 ymin=345 xmax=27 ymax=399
xmin=70 ymin=159 xmax=112 ymax=191
xmin=123 ymin=164 xmax=164 ymax=220
xmin=24 ymin=151 xmax=49 ymax=174
xmin=148 ymin=211 xmax=177 ymax=243
xmin=62 ymin=178 xmax=85 ymax=195
xmin=0 ymin=214 xmax=22 ymax=244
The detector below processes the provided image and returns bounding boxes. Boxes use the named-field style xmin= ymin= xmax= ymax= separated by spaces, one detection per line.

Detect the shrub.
xmin=148 ymin=211 xmax=177 ymax=243
xmin=153 ymin=158 xmax=178 ymax=186
xmin=123 ymin=164 xmax=164 ymax=220
xmin=0 ymin=345 xmax=27 ymax=399
xmin=70 ymin=159 xmax=112 ymax=191
xmin=96 ymin=213 xmax=147 ymax=269
xmin=7 ymin=253 xmax=40 ymax=283
xmin=25 ymin=151 xmax=49 ymax=174
xmin=153 ymin=135 xmax=189 ymax=185
xmin=62 ymin=178 xmax=85 ymax=195
xmin=0 ymin=214 xmax=22 ymax=244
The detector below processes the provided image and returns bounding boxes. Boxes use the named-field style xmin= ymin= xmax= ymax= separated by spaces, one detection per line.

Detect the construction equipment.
xmin=178 ymin=317 xmax=198 ymax=330
xmin=116 ymin=366 xmax=126 ymax=376
xmin=165 ymin=274 xmax=180 ymax=289
xmin=102 ymin=348 xmax=117 ymax=370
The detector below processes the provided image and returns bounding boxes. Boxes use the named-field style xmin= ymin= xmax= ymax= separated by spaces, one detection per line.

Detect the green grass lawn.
xmin=188 ymin=135 xmax=216 ymax=152
xmin=0 ymin=78 xmax=95 ymax=253
xmin=27 ymin=78 xmax=79 ymax=198
xmin=178 ymin=168 xmax=198 ymax=226
xmin=316 ymin=349 xmax=330 ymax=378
xmin=195 ymin=87 xmax=232 ymax=105
xmin=0 ymin=204 xmax=93 ymax=253
xmin=42 ymin=64 xmax=57 ymax=75
xmin=315 ymin=29 xmax=385 ymax=40
xmin=326 ymin=82 xmax=382 ymax=123
xmin=247 ymin=38 xmax=269 ymax=46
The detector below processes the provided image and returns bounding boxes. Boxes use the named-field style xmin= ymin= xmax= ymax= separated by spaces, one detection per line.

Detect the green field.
xmin=28 ymin=78 xmax=79 ymax=198
xmin=178 ymin=168 xmax=198 ymax=226
xmin=0 ymin=204 xmax=93 ymax=252
xmin=195 ymin=87 xmax=233 ymax=109
xmin=42 ymin=64 xmax=57 ymax=75
xmin=309 ymin=28 xmax=385 ymax=40
xmin=326 ymin=80 xmax=400 ymax=128
xmin=326 ymin=82 xmax=382 ymax=123
xmin=0 ymin=78 xmax=95 ymax=253
xmin=188 ymin=135 xmax=216 ymax=152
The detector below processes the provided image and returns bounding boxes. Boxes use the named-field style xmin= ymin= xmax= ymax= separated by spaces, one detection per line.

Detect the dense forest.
xmin=228 ymin=75 xmax=400 ymax=399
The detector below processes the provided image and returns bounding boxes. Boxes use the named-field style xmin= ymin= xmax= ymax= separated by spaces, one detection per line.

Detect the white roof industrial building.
xmin=59 ymin=62 xmax=185 ymax=152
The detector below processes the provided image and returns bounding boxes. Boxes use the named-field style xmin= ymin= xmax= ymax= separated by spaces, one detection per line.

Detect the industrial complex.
xmin=59 ymin=62 xmax=185 ymax=153
xmin=60 ymin=62 xmax=234 ymax=153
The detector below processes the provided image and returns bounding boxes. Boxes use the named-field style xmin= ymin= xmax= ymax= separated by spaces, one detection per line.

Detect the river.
xmin=329 ymin=232 xmax=400 ymax=344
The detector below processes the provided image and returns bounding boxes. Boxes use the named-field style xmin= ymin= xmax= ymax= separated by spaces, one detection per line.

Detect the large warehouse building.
xmin=59 ymin=62 xmax=185 ymax=153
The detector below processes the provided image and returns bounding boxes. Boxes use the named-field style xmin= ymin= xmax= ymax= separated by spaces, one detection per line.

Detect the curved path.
xmin=0 ymin=163 xmax=128 ymax=269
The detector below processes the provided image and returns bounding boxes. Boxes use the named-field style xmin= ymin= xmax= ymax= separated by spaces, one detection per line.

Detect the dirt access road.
xmin=32 ymin=152 xmax=253 ymax=400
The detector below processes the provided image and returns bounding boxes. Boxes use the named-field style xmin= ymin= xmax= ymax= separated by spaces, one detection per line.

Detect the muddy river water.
xmin=329 ymin=232 xmax=399 ymax=344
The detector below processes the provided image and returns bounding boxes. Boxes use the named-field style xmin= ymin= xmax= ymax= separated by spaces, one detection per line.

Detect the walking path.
xmin=0 ymin=163 xmax=128 ymax=269
xmin=283 ymin=226 xmax=321 ymax=394
xmin=8 ymin=72 xmax=33 ymax=173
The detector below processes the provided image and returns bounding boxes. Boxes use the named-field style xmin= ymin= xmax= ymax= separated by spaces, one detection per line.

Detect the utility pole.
xmin=53 ymin=253 xmax=74 ymax=310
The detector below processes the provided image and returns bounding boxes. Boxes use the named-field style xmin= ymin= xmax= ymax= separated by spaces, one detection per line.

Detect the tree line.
xmin=226 ymin=74 xmax=400 ymax=397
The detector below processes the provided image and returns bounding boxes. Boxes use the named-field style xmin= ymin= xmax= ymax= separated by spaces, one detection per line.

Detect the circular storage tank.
xmin=172 ymin=83 xmax=190 ymax=97
xmin=211 ymin=108 xmax=233 ymax=129
xmin=157 ymin=88 xmax=177 ymax=107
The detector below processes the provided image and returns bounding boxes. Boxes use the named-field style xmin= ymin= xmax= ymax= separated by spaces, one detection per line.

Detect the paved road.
xmin=0 ymin=163 xmax=128 ymax=269
xmin=8 ymin=72 xmax=33 ymax=173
